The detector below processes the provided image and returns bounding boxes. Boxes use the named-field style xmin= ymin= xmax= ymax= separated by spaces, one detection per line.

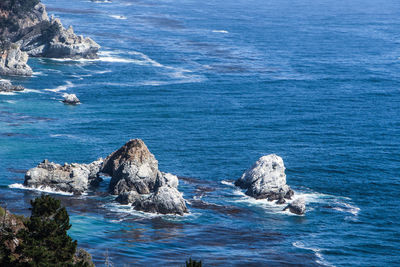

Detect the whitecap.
xmin=293 ymin=241 xmax=335 ymax=267
xmin=221 ymin=180 xmax=235 ymax=187
xmin=5 ymin=100 xmax=17 ymax=104
xmin=44 ymin=81 xmax=74 ymax=92
xmin=9 ymin=183 xmax=74 ymax=196
xmin=32 ymin=71 xmax=46 ymax=77
xmin=20 ymin=89 xmax=43 ymax=94
xmin=212 ymin=30 xmax=229 ymax=34
xmin=0 ymin=92 xmax=16 ymax=95
xmin=109 ymin=15 xmax=127 ymax=20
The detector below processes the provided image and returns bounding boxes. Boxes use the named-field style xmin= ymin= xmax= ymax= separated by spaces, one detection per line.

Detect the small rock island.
xmin=235 ymin=154 xmax=306 ymax=215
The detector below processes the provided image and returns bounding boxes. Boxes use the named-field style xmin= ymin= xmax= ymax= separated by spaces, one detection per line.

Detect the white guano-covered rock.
xmin=62 ymin=93 xmax=80 ymax=105
xmin=235 ymin=154 xmax=294 ymax=201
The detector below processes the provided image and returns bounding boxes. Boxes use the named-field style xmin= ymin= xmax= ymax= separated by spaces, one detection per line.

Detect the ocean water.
xmin=1 ymin=0 xmax=400 ymax=266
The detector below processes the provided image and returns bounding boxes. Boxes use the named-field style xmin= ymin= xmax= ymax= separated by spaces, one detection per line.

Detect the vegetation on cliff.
xmin=0 ymin=195 xmax=94 ymax=266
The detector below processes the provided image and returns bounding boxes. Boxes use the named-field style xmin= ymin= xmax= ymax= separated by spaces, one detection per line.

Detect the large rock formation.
xmin=0 ymin=79 xmax=24 ymax=92
xmin=235 ymin=154 xmax=294 ymax=203
xmin=102 ymin=139 xmax=188 ymax=215
xmin=22 ymin=139 xmax=188 ymax=215
xmin=0 ymin=45 xmax=32 ymax=76
xmin=0 ymin=1 xmax=100 ymax=59
xmin=24 ymin=158 xmax=103 ymax=195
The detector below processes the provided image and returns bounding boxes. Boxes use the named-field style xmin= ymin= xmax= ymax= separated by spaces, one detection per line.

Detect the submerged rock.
xmin=283 ymin=198 xmax=306 ymax=215
xmin=0 ymin=45 xmax=33 ymax=76
xmin=235 ymin=154 xmax=294 ymax=201
xmin=62 ymin=93 xmax=80 ymax=105
xmin=0 ymin=80 xmax=25 ymax=92
xmin=103 ymin=139 xmax=188 ymax=215
xmin=24 ymin=158 xmax=103 ymax=194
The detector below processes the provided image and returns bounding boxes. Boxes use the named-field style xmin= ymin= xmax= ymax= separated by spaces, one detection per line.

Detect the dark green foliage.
xmin=15 ymin=195 xmax=78 ymax=266
xmin=186 ymin=258 xmax=202 ymax=267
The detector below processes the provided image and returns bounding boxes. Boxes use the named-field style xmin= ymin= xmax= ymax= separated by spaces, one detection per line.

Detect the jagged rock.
xmin=102 ymin=139 xmax=159 ymax=194
xmin=103 ymin=139 xmax=188 ymax=215
xmin=1 ymin=2 xmax=100 ymax=59
xmin=235 ymin=154 xmax=294 ymax=201
xmin=24 ymin=158 xmax=103 ymax=194
xmin=0 ymin=45 xmax=33 ymax=76
xmin=62 ymin=93 xmax=80 ymax=105
xmin=283 ymin=198 xmax=306 ymax=215
xmin=0 ymin=80 xmax=24 ymax=92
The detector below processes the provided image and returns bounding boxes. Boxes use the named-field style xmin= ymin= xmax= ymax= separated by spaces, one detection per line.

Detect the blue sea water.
xmin=1 ymin=0 xmax=400 ymax=265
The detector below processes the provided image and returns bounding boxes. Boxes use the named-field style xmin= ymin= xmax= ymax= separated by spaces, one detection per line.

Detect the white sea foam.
xmin=9 ymin=183 xmax=74 ymax=196
xmin=212 ymin=30 xmax=229 ymax=34
xmin=5 ymin=100 xmax=17 ymax=104
xmin=221 ymin=180 xmax=235 ymax=187
xmin=106 ymin=202 xmax=195 ymax=219
xmin=20 ymin=89 xmax=43 ymax=94
xmin=332 ymin=201 xmax=360 ymax=216
xmin=32 ymin=71 xmax=45 ymax=77
xmin=109 ymin=15 xmax=127 ymax=20
xmin=0 ymin=92 xmax=16 ymax=95
xmin=45 ymin=81 xmax=73 ymax=92
xmin=293 ymin=241 xmax=335 ymax=267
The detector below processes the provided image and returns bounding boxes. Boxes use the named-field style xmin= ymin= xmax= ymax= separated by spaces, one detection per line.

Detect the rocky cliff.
xmin=0 ymin=1 xmax=100 ymax=59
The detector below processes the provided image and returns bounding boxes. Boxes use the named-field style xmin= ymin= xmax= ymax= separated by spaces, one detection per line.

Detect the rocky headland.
xmin=23 ymin=139 xmax=188 ymax=215
xmin=235 ymin=154 xmax=305 ymax=215
xmin=0 ymin=1 xmax=100 ymax=60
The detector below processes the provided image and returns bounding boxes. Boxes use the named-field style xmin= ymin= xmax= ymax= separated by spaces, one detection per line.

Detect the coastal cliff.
xmin=0 ymin=0 xmax=100 ymax=59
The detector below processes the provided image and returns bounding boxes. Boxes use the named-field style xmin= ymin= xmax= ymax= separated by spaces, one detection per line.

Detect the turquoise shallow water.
xmin=1 ymin=0 xmax=400 ymax=266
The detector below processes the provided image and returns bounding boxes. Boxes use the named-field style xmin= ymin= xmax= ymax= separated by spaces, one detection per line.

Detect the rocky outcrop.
xmin=24 ymin=158 xmax=103 ymax=195
xmin=235 ymin=154 xmax=294 ymax=203
xmin=22 ymin=139 xmax=188 ymax=215
xmin=1 ymin=2 xmax=100 ymax=59
xmin=0 ymin=80 xmax=24 ymax=92
xmin=283 ymin=198 xmax=306 ymax=215
xmin=0 ymin=206 xmax=26 ymax=255
xmin=62 ymin=93 xmax=80 ymax=105
xmin=102 ymin=139 xmax=188 ymax=215
xmin=0 ymin=45 xmax=32 ymax=76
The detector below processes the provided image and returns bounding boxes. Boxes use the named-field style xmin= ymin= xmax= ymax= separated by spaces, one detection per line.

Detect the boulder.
xmin=62 ymin=93 xmax=80 ymax=105
xmin=24 ymin=158 xmax=103 ymax=194
xmin=235 ymin=154 xmax=294 ymax=201
xmin=103 ymin=139 xmax=188 ymax=215
xmin=0 ymin=80 xmax=25 ymax=92
xmin=133 ymin=186 xmax=188 ymax=216
xmin=283 ymin=198 xmax=306 ymax=215
xmin=0 ymin=45 xmax=33 ymax=76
